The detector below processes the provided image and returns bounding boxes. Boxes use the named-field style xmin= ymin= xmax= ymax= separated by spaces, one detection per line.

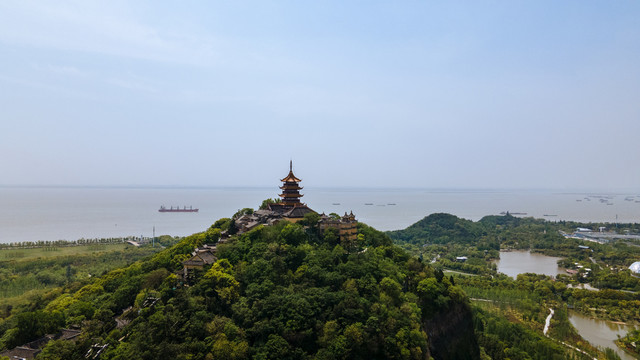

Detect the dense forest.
xmin=3 ymin=210 xmax=640 ymax=359
xmin=0 ymin=213 xmax=479 ymax=360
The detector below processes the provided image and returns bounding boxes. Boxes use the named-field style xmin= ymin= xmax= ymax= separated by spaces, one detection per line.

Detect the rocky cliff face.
xmin=425 ymin=302 xmax=480 ymax=360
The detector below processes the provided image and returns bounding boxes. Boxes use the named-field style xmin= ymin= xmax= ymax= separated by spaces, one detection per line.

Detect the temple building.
xmin=266 ymin=160 xmax=316 ymax=222
xmin=319 ymin=211 xmax=358 ymax=242
xmin=182 ymin=245 xmax=217 ymax=282
xmin=233 ymin=161 xmax=357 ymax=241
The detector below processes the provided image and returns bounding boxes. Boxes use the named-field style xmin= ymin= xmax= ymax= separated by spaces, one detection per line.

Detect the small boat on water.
xmin=159 ymin=205 xmax=199 ymax=213
xmin=332 ymin=203 xmax=341 ymax=205
xmin=500 ymin=211 xmax=527 ymax=215
xmin=364 ymin=203 xmax=373 ymax=205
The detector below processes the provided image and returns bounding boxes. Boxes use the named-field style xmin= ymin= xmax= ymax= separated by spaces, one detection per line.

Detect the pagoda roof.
xmin=279 ymin=193 xmax=303 ymax=198
xmin=280 ymin=184 xmax=303 ymax=189
xmin=284 ymin=204 xmax=316 ymax=219
xmin=280 ymin=160 xmax=302 ymax=182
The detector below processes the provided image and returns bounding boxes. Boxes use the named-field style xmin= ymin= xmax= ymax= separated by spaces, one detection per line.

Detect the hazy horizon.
xmin=1 ymin=2 xmax=639 ymax=190
xmin=1 ymin=183 xmax=638 ymax=194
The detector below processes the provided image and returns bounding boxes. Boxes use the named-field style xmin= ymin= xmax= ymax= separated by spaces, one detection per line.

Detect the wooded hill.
xmin=0 ymin=214 xmax=479 ymax=360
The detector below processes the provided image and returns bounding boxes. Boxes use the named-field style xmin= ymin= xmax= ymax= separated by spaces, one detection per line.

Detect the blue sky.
xmin=1 ymin=1 xmax=639 ymax=190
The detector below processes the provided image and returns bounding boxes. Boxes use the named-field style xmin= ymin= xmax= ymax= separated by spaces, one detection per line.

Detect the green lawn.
xmin=0 ymin=243 xmax=132 ymax=262
xmin=0 ymin=243 xmax=159 ymax=311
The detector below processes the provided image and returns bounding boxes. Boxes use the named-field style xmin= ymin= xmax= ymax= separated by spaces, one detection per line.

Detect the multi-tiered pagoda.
xmin=278 ymin=160 xmax=304 ymax=206
xmin=267 ymin=161 xmax=316 ymax=220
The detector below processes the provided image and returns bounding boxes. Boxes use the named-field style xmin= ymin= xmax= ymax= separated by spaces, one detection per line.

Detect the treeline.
xmin=457 ymin=274 xmax=600 ymax=359
xmin=389 ymin=213 xmax=640 ymax=255
xmin=473 ymin=305 xmax=578 ymax=360
xmin=1 ymin=235 xmax=181 ymax=250
xmin=567 ymin=288 xmax=640 ymax=322
xmin=1 ymin=238 xmax=128 ymax=249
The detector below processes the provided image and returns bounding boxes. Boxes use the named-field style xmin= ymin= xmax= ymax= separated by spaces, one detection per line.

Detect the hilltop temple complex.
xmin=234 ymin=161 xmax=357 ymax=241
xmin=182 ymin=162 xmax=357 ymax=282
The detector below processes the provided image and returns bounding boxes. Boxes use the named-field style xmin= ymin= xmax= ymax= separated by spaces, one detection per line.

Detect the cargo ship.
xmin=158 ymin=205 xmax=199 ymax=213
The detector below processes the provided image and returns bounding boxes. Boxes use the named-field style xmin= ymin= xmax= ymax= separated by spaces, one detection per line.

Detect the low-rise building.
xmin=182 ymin=246 xmax=217 ymax=281
xmin=319 ymin=212 xmax=358 ymax=242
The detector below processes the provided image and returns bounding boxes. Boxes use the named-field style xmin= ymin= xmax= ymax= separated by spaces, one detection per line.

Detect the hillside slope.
xmin=388 ymin=213 xmax=486 ymax=246
xmin=0 ymin=217 xmax=479 ymax=360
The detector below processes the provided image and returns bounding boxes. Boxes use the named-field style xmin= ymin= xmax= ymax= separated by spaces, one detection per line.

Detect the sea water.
xmin=1 ymin=186 xmax=639 ymax=243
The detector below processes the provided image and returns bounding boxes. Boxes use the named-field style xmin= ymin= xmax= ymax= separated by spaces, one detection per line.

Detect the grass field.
xmin=0 ymin=243 xmax=160 ymax=311
xmin=0 ymin=243 xmax=132 ymax=262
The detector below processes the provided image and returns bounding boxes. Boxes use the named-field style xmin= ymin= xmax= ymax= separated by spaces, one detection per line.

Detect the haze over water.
xmin=1 ymin=186 xmax=639 ymax=244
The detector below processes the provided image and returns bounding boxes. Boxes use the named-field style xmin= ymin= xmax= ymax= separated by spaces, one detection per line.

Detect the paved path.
xmin=543 ymin=308 xmax=554 ymax=336
xmin=469 ymin=298 xmax=493 ymax=302
xmin=443 ymin=269 xmax=478 ymax=276
xmin=472 ymin=302 xmax=598 ymax=359
xmin=543 ymin=308 xmax=597 ymax=360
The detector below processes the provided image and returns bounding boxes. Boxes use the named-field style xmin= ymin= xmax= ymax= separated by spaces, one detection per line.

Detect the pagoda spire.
xmin=279 ymin=161 xmax=303 ymax=205
xmin=281 ymin=160 xmax=302 ymax=183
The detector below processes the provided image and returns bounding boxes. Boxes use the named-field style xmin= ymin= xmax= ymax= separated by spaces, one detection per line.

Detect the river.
xmin=569 ymin=310 xmax=638 ymax=360
xmin=495 ymin=251 xmax=637 ymax=359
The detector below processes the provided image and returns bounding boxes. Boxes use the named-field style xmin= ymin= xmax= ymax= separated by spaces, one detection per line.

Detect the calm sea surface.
xmin=1 ymin=187 xmax=639 ymax=243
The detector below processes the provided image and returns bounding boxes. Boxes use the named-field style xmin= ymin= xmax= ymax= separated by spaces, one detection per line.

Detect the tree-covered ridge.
xmin=388 ymin=213 xmax=487 ymax=246
xmin=388 ymin=213 xmax=570 ymax=249
xmin=0 ymin=216 xmax=478 ymax=360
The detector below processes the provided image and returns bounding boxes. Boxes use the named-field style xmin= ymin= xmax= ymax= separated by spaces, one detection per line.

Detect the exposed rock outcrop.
xmin=425 ymin=302 xmax=480 ymax=360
